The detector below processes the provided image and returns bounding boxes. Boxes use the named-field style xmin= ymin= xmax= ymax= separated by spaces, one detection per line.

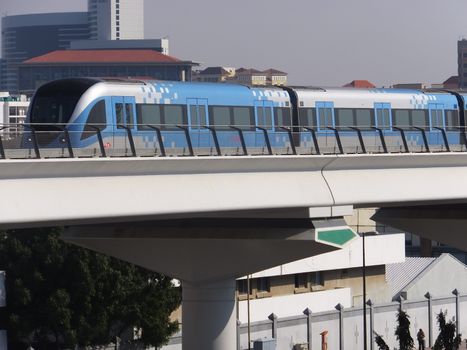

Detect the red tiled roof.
xmin=343 ymin=80 xmax=376 ymax=88
xmin=24 ymin=49 xmax=182 ymax=64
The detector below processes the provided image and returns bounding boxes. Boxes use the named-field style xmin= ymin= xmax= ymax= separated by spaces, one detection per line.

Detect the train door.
xmin=429 ymin=103 xmax=445 ymax=129
xmin=315 ymin=102 xmax=335 ymax=153
xmin=374 ymin=103 xmax=392 ymax=129
xmin=111 ymin=96 xmax=137 ymax=155
xmin=374 ymin=103 xmax=392 ymax=152
xmin=429 ymin=103 xmax=445 ymax=149
xmin=254 ymin=100 xmax=274 ymax=148
xmin=187 ymin=98 xmax=210 ymax=149
xmin=315 ymin=102 xmax=334 ymax=131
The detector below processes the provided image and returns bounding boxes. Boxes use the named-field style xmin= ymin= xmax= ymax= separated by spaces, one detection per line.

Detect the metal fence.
xmin=0 ymin=123 xmax=467 ymax=160
xmin=161 ymin=291 xmax=467 ymax=350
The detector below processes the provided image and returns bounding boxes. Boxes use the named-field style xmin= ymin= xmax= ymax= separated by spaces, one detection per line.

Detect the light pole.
xmin=362 ymin=231 xmax=367 ymax=350
xmin=361 ymin=231 xmax=378 ymax=350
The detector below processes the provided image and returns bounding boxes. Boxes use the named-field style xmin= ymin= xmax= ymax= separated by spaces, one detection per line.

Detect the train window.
xmin=335 ymin=109 xmax=354 ymax=127
xmin=210 ymin=106 xmax=231 ymax=130
xmin=163 ymin=105 xmax=186 ymax=129
xmin=233 ymin=107 xmax=253 ymax=129
xmin=299 ymin=108 xmax=316 ymax=128
xmin=81 ymin=100 xmax=106 ymax=140
xmin=393 ymin=110 xmax=410 ymax=127
xmin=136 ymin=104 xmax=162 ymax=130
xmin=115 ymin=103 xmax=124 ymax=128
xmin=274 ymin=108 xmax=291 ymax=127
xmin=355 ymin=109 xmax=374 ymax=127
xmin=412 ymin=110 xmax=429 ymax=128
xmin=125 ymin=103 xmax=134 ymax=128
xmin=445 ymin=110 xmax=459 ymax=130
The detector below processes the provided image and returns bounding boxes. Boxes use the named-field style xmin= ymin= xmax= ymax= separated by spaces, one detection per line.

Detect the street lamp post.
xmin=362 ymin=231 xmax=367 ymax=350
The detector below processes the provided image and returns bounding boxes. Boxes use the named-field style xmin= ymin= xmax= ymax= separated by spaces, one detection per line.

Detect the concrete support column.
xmin=367 ymin=300 xmax=374 ymax=350
xmin=268 ymin=313 xmax=278 ymax=339
xmin=453 ymin=289 xmax=460 ymax=336
xmin=182 ymin=279 xmax=236 ymax=350
xmin=336 ymin=303 xmax=344 ymax=350
xmin=425 ymin=292 xmax=433 ymax=348
xmin=303 ymin=308 xmax=312 ymax=350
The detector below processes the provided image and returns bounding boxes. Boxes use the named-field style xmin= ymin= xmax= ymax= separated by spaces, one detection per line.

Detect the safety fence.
xmin=1 ymin=123 xmax=467 ymax=159
xmin=161 ymin=291 xmax=467 ymax=350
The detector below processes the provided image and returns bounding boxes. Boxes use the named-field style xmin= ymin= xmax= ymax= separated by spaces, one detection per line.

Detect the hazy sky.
xmin=2 ymin=0 xmax=466 ymax=86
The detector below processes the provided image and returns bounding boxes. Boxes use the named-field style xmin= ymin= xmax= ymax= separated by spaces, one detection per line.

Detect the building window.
xmin=294 ymin=273 xmax=308 ymax=289
xmin=116 ymin=15 xmax=120 ymax=20
xmin=256 ymin=277 xmax=270 ymax=293
xmin=237 ymin=279 xmax=251 ymax=295
xmin=311 ymin=271 xmax=323 ymax=286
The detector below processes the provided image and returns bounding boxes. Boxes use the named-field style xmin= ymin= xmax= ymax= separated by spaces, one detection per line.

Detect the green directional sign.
xmin=316 ymin=227 xmax=358 ymax=247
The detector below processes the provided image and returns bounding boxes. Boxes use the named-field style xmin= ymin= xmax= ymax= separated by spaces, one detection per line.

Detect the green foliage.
xmin=395 ymin=309 xmax=414 ymax=350
xmin=433 ymin=310 xmax=462 ymax=350
xmin=374 ymin=331 xmax=389 ymax=350
xmin=0 ymin=228 xmax=181 ymax=349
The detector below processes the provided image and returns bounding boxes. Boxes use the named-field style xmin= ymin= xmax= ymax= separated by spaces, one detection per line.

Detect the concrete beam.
xmin=372 ymin=205 xmax=467 ymax=251
xmin=62 ymin=218 xmax=347 ymax=282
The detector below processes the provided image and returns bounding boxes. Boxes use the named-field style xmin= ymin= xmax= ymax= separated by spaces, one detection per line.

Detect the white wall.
xmin=240 ymin=234 xmax=405 ymax=279
xmin=238 ymin=288 xmax=351 ymax=323
xmin=405 ymin=254 xmax=467 ymax=300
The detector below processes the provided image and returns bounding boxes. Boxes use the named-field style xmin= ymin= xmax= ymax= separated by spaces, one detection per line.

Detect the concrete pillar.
xmin=425 ymin=292 xmax=433 ymax=348
xmin=236 ymin=320 xmax=241 ymax=350
xmin=452 ymin=289 xmax=460 ymax=336
xmin=268 ymin=313 xmax=278 ymax=339
xmin=367 ymin=300 xmax=374 ymax=350
xmin=303 ymin=308 xmax=312 ymax=350
xmin=335 ymin=303 xmax=344 ymax=350
xmin=182 ymin=279 xmax=236 ymax=350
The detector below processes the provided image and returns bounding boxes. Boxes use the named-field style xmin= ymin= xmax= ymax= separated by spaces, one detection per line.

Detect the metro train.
xmin=24 ymin=77 xmax=467 ymax=156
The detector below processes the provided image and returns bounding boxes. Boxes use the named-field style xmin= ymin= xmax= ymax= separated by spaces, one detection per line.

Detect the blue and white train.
xmin=25 ymin=77 xmax=467 ymax=156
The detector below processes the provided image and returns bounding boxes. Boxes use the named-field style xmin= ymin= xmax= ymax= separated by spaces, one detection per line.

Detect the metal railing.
xmin=0 ymin=123 xmax=465 ymax=159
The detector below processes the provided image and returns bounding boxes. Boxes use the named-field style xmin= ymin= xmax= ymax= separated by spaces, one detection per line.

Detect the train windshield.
xmin=30 ymin=78 xmax=99 ymax=128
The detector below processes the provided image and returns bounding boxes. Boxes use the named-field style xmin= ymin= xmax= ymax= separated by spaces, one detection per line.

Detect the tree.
xmin=433 ymin=310 xmax=462 ymax=350
xmin=374 ymin=331 xmax=389 ymax=350
xmin=395 ymin=309 xmax=414 ymax=350
xmin=0 ymin=228 xmax=181 ymax=349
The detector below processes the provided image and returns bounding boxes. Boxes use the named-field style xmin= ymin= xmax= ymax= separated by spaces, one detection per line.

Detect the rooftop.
xmin=23 ymin=49 xmax=190 ymax=64
xmin=343 ymin=80 xmax=376 ymax=88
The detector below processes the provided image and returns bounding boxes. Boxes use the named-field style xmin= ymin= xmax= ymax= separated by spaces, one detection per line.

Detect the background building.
xmin=343 ymin=80 xmax=376 ymax=88
xmin=19 ymin=49 xmax=197 ymax=92
xmin=88 ymin=0 xmax=144 ymax=40
xmin=193 ymin=66 xmax=287 ymax=86
xmin=70 ymin=38 xmax=169 ymax=55
xmin=0 ymin=12 xmax=90 ymax=93
xmin=458 ymin=40 xmax=467 ymax=88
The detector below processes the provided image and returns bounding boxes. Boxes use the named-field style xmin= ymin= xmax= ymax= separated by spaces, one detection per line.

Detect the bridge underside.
xmin=62 ymin=217 xmax=352 ymax=350
xmin=373 ymin=204 xmax=467 ymax=251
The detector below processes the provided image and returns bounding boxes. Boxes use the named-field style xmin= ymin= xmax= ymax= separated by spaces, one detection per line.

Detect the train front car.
xmin=24 ymin=78 xmax=104 ymax=157
xmin=291 ymin=87 xmax=462 ymax=154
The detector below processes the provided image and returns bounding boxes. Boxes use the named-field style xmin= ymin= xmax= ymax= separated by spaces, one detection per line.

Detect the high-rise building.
xmin=88 ymin=0 xmax=145 ymax=40
xmin=0 ymin=12 xmax=90 ymax=92
xmin=458 ymin=40 xmax=467 ymax=88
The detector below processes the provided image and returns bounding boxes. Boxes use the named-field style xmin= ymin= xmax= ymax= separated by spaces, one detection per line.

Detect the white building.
xmin=88 ymin=0 xmax=145 ymax=40
xmin=0 ymin=93 xmax=29 ymax=123
xmin=237 ymin=233 xmax=405 ymax=323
